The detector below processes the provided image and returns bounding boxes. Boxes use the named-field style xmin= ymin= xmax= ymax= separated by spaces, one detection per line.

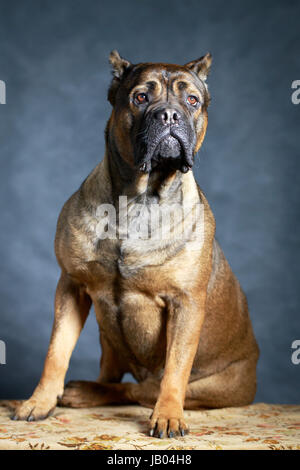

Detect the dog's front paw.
xmin=149 ymin=401 xmax=189 ymax=438
xmin=11 ymin=395 xmax=58 ymax=421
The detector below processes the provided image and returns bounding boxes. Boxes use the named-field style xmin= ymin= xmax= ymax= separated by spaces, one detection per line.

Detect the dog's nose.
xmin=155 ymin=108 xmax=180 ymax=125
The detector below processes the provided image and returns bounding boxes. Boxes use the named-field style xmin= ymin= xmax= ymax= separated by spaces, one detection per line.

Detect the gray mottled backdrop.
xmin=0 ymin=0 xmax=299 ymax=403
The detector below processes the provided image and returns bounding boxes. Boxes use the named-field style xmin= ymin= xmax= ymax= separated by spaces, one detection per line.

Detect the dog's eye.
xmin=187 ymin=95 xmax=199 ymax=106
xmin=135 ymin=93 xmax=148 ymax=105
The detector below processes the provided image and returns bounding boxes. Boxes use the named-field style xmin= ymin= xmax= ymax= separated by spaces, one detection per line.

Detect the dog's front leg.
xmin=149 ymin=292 xmax=205 ymax=438
xmin=12 ymin=272 xmax=91 ymax=421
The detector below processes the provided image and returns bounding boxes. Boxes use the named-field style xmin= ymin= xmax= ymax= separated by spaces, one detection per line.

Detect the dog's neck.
xmin=104 ymin=146 xmax=199 ymax=205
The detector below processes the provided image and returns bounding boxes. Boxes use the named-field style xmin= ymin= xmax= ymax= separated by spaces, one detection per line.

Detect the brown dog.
xmin=13 ymin=51 xmax=259 ymax=438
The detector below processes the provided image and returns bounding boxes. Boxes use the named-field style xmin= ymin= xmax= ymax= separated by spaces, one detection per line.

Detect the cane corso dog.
xmin=13 ymin=51 xmax=259 ymax=438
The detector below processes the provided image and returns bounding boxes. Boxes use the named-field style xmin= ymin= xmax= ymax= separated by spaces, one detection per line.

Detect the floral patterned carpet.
xmin=0 ymin=401 xmax=299 ymax=450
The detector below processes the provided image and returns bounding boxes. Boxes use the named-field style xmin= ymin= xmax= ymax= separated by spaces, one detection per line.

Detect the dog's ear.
xmin=108 ymin=50 xmax=132 ymax=105
xmin=185 ymin=53 xmax=212 ymax=81
xmin=109 ymin=50 xmax=131 ymax=79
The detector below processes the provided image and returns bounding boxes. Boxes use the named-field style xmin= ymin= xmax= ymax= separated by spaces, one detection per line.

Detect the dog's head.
xmin=106 ymin=50 xmax=212 ymax=174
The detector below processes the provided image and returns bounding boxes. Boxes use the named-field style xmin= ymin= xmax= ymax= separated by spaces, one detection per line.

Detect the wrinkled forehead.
xmin=125 ymin=63 xmax=206 ymax=95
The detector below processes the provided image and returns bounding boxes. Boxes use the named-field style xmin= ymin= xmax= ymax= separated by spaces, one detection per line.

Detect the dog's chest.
xmin=63 ymin=171 xmax=203 ymax=294
xmin=77 ymin=196 xmax=195 ymax=279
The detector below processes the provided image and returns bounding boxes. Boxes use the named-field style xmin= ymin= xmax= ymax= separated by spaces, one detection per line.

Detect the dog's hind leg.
xmin=59 ymin=356 xmax=258 ymax=411
xmin=59 ymin=378 xmax=160 ymax=409
xmin=59 ymin=356 xmax=257 ymax=415
xmin=184 ymin=356 xmax=258 ymax=409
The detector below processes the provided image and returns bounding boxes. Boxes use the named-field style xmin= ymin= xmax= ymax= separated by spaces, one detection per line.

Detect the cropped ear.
xmin=109 ymin=50 xmax=131 ymax=79
xmin=108 ymin=50 xmax=132 ymax=106
xmin=185 ymin=53 xmax=212 ymax=81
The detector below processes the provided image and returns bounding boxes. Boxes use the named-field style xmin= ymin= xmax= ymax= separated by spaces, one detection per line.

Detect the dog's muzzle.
xmin=135 ymin=106 xmax=196 ymax=174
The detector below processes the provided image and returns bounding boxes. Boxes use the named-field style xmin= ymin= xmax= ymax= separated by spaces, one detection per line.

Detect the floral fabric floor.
xmin=0 ymin=401 xmax=299 ymax=450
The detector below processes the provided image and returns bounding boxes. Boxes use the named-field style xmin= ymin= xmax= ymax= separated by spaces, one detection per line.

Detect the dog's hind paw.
xmin=58 ymin=380 xmax=107 ymax=408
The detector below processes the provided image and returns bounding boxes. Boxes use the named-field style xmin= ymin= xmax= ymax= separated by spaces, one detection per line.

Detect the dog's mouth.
xmin=154 ymin=135 xmax=182 ymax=159
xmin=138 ymin=130 xmax=193 ymax=174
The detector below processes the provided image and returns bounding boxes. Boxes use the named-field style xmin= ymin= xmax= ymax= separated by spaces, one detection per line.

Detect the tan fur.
xmin=14 ymin=54 xmax=259 ymax=438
